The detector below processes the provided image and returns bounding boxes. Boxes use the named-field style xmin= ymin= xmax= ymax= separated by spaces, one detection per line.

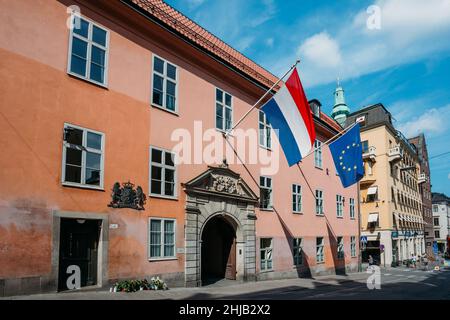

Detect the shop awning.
xmin=368 ymin=213 xmax=379 ymax=223
xmin=367 ymin=186 xmax=378 ymax=195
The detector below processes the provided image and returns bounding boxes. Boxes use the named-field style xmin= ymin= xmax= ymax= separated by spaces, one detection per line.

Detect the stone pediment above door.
xmin=182 ymin=164 xmax=258 ymax=203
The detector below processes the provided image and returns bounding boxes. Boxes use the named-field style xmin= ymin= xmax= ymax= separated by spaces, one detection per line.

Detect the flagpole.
xmin=357 ymin=181 xmax=363 ymax=272
xmin=295 ymin=121 xmax=360 ymax=163
xmin=225 ymin=59 xmax=301 ymax=136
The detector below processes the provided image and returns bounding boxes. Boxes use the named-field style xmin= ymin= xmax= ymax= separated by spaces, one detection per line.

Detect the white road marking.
xmin=423 ymin=283 xmax=438 ymax=287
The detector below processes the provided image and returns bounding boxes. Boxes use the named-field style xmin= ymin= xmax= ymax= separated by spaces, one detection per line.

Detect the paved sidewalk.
xmin=4 ymin=266 xmax=449 ymax=300
xmin=3 ymin=272 xmax=370 ymax=300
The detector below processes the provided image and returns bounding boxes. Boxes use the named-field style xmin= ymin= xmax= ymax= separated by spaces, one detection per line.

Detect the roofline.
xmin=347 ymin=103 xmax=391 ymax=117
xmin=121 ymin=0 xmax=277 ymax=92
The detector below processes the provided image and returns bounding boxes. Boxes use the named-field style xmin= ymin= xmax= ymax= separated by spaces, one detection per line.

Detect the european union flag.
xmin=329 ymin=123 xmax=364 ymax=188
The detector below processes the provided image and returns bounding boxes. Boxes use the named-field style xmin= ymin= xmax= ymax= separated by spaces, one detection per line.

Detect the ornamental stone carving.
xmin=208 ymin=174 xmax=245 ymax=196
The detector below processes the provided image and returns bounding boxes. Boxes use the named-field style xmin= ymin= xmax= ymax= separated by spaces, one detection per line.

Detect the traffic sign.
xmin=361 ymin=236 xmax=368 ymax=244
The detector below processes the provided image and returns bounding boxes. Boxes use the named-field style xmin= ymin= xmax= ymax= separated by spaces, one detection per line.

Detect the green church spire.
xmin=331 ymin=78 xmax=350 ymax=127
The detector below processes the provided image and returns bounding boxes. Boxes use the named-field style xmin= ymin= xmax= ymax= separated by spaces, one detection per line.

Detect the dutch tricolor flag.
xmin=260 ymin=67 xmax=316 ymax=166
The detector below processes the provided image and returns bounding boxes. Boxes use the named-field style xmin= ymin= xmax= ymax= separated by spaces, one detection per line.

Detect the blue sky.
xmin=166 ymin=0 xmax=450 ymax=194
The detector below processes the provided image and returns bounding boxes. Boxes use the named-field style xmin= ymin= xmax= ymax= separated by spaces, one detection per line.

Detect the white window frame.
xmin=350 ymin=236 xmax=356 ymax=257
xmin=434 ymin=217 xmax=439 ymax=226
xmin=292 ymin=184 xmax=302 ymax=213
xmin=149 ymin=146 xmax=177 ymax=199
xmin=293 ymin=238 xmax=303 ymax=266
xmin=67 ymin=14 xmax=109 ymax=87
xmin=259 ymin=110 xmax=272 ymax=150
xmin=314 ymin=139 xmax=323 ymax=168
xmin=350 ymin=198 xmax=355 ymax=219
xmin=61 ymin=123 xmax=105 ymax=190
xmin=316 ymin=189 xmax=324 ymax=215
xmin=215 ymin=87 xmax=233 ymax=132
xmin=316 ymin=237 xmax=324 ymax=263
xmin=337 ymin=236 xmax=344 ymax=259
xmin=260 ymin=176 xmax=273 ymax=210
xmin=151 ymin=54 xmax=179 ymax=114
xmin=336 ymin=195 xmax=344 ymax=218
xmin=260 ymin=238 xmax=273 ymax=271
xmin=148 ymin=218 xmax=176 ymax=260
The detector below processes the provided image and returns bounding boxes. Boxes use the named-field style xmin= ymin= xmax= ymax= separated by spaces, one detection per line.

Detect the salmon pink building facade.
xmin=0 ymin=0 xmax=359 ymax=296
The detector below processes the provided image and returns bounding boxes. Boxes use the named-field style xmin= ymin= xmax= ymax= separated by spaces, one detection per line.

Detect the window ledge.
xmin=259 ymin=269 xmax=274 ymax=274
xmin=315 ymin=166 xmax=323 ymax=170
xmin=316 ymin=213 xmax=325 ymax=217
xmin=148 ymin=257 xmax=178 ymax=262
xmin=62 ymin=182 xmax=105 ymax=191
xmin=68 ymin=72 xmax=108 ymax=89
xmin=337 ymin=216 xmax=344 ymax=219
xmin=151 ymin=104 xmax=179 ymax=116
xmin=149 ymin=194 xmax=178 ymax=201
xmin=293 ymin=211 xmax=303 ymax=215
xmin=259 ymin=145 xmax=272 ymax=152
xmin=260 ymin=208 xmax=274 ymax=212
xmin=316 ymin=261 xmax=325 ymax=265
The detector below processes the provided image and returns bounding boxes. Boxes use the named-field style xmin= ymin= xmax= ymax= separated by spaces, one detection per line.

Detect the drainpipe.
xmin=357 ymin=182 xmax=362 ymax=272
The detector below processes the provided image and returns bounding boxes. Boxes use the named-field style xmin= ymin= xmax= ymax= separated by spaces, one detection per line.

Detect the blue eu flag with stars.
xmin=329 ymin=123 xmax=364 ymax=188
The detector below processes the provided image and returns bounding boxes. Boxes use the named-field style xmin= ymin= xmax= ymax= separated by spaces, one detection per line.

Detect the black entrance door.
xmin=58 ymin=218 xmax=101 ymax=291
xmin=201 ymin=216 xmax=236 ymax=284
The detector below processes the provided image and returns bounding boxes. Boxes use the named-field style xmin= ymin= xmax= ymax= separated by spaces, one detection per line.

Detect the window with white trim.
xmin=260 ymin=176 xmax=272 ymax=210
xmin=292 ymin=184 xmax=302 ymax=213
xmin=149 ymin=218 xmax=175 ymax=259
xmin=260 ymin=238 xmax=273 ymax=271
xmin=336 ymin=195 xmax=344 ymax=217
xmin=314 ymin=139 xmax=323 ymax=168
xmin=316 ymin=237 xmax=324 ymax=263
xmin=337 ymin=236 xmax=344 ymax=259
xmin=152 ymin=56 xmax=177 ymax=112
xmin=215 ymin=88 xmax=232 ymax=131
xmin=150 ymin=147 xmax=176 ymax=197
xmin=316 ymin=189 xmax=324 ymax=215
xmin=259 ymin=110 xmax=271 ymax=149
xmin=62 ymin=124 xmax=104 ymax=188
xmin=350 ymin=198 xmax=355 ymax=219
xmin=350 ymin=236 xmax=356 ymax=257
xmin=68 ymin=16 xmax=108 ymax=85
xmin=434 ymin=217 xmax=439 ymax=226
xmin=293 ymin=238 xmax=303 ymax=265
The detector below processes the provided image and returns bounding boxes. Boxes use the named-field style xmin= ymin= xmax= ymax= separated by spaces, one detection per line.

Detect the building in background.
xmin=0 ymin=0 xmax=359 ymax=296
xmin=432 ymin=193 xmax=450 ymax=254
xmin=409 ymin=134 xmax=434 ymax=256
xmin=330 ymin=81 xmax=350 ymax=128
xmin=346 ymin=104 xmax=424 ymax=267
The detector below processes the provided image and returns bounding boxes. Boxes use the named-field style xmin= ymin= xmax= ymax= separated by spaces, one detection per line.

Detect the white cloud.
xmin=448 ymin=173 xmax=450 ymax=180
xmin=396 ymin=104 xmax=450 ymax=138
xmin=235 ymin=36 xmax=254 ymax=52
xmin=247 ymin=0 xmax=277 ymax=27
xmin=265 ymin=38 xmax=274 ymax=48
xmin=191 ymin=0 xmax=276 ymax=51
xmin=268 ymin=0 xmax=450 ymax=87
xmin=186 ymin=0 xmax=205 ymax=10
xmin=297 ymin=32 xmax=342 ymax=68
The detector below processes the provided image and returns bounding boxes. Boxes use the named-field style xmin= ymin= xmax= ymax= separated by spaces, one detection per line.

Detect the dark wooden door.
xmin=225 ymin=237 xmax=236 ymax=280
xmin=58 ymin=218 xmax=100 ymax=291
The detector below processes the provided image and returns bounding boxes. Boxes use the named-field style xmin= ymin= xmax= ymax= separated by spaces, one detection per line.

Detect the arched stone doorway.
xmin=182 ymin=163 xmax=258 ymax=287
xmin=201 ymin=215 xmax=237 ymax=284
